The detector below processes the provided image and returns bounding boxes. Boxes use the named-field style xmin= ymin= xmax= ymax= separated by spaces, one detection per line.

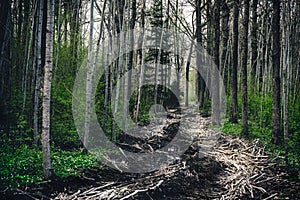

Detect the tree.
xmin=282 ymin=0 xmax=290 ymax=165
xmin=229 ymin=0 xmax=239 ymax=124
xmin=221 ymin=1 xmax=229 ymax=92
xmin=196 ymin=0 xmax=205 ymax=108
xmin=84 ymin=0 xmax=94 ymax=151
xmin=271 ymin=0 xmax=281 ymax=145
xmin=212 ymin=0 xmax=220 ymax=125
xmin=250 ymin=0 xmax=258 ymax=92
xmin=0 ymin=0 xmax=11 ymax=72
xmin=41 ymin=0 xmax=54 ymax=179
xmin=34 ymin=0 xmax=44 ymax=148
xmin=241 ymin=0 xmax=250 ymax=136
xmin=134 ymin=0 xmax=146 ymax=122
xmin=123 ymin=0 xmax=136 ymax=132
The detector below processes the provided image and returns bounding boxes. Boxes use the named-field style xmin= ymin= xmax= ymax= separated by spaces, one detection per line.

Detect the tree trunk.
xmin=134 ymin=0 xmax=146 ymax=122
xmin=282 ymin=1 xmax=290 ymax=166
xmin=34 ymin=0 xmax=44 ymax=148
xmin=229 ymin=0 xmax=239 ymax=124
xmin=22 ymin=0 xmax=37 ymax=114
xmin=185 ymin=41 xmax=194 ymax=107
xmin=0 ymin=0 xmax=11 ymax=65
xmin=84 ymin=0 xmax=94 ymax=151
xmin=221 ymin=2 xmax=229 ymax=92
xmin=42 ymin=0 xmax=54 ymax=179
xmin=271 ymin=0 xmax=281 ymax=145
xmin=250 ymin=0 xmax=258 ymax=93
xmin=211 ymin=0 xmax=220 ymax=125
xmin=123 ymin=0 xmax=136 ymax=132
xmin=241 ymin=0 xmax=250 ymax=137
xmin=206 ymin=0 xmax=212 ymax=55
xmin=196 ymin=0 xmax=205 ymax=108
xmin=103 ymin=0 xmax=113 ymax=133
xmin=51 ymin=0 xmax=62 ymax=117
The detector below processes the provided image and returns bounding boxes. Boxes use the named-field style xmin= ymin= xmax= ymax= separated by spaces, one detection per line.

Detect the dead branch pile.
xmin=211 ymin=134 xmax=300 ymax=200
xmin=54 ymin=163 xmax=185 ymax=200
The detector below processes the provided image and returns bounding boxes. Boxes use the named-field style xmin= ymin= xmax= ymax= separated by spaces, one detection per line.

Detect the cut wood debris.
xmin=2 ymin=113 xmax=299 ymax=200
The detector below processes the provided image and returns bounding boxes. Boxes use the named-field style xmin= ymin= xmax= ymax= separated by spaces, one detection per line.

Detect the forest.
xmin=0 ymin=0 xmax=300 ymax=199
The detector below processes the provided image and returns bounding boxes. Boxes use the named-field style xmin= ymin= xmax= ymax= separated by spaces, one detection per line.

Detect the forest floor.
xmin=1 ymin=110 xmax=300 ymax=200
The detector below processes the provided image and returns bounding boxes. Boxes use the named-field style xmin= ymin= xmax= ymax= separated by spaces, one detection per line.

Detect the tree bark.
xmin=84 ymin=0 xmax=94 ymax=151
xmin=229 ymin=0 xmax=239 ymax=124
xmin=134 ymin=0 xmax=146 ymax=122
xmin=22 ymin=0 xmax=37 ymax=114
xmin=241 ymin=0 xmax=250 ymax=137
xmin=221 ymin=2 xmax=229 ymax=92
xmin=282 ymin=1 xmax=290 ymax=166
xmin=42 ymin=0 xmax=54 ymax=179
xmin=271 ymin=0 xmax=281 ymax=145
xmin=185 ymin=42 xmax=194 ymax=107
xmin=212 ymin=0 xmax=220 ymax=125
xmin=34 ymin=0 xmax=44 ymax=148
xmin=250 ymin=0 xmax=258 ymax=93
xmin=196 ymin=0 xmax=205 ymax=108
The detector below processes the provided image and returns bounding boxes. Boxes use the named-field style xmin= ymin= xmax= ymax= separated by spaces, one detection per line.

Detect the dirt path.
xmin=2 ymin=112 xmax=299 ymax=199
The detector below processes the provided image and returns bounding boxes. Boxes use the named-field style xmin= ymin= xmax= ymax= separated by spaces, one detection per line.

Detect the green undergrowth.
xmin=0 ymin=144 xmax=99 ymax=190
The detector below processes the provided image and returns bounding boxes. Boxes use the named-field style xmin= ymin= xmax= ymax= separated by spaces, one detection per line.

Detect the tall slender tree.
xmin=271 ymin=0 xmax=281 ymax=145
xmin=41 ymin=0 xmax=54 ymax=179
xmin=229 ymin=0 xmax=239 ymax=123
xmin=212 ymin=0 xmax=220 ymax=125
xmin=34 ymin=0 xmax=44 ymax=148
xmin=84 ymin=0 xmax=94 ymax=151
xmin=134 ymin=0 xmax=146 ymax=122
xmin=221 ymin=1 xmax=229 ymax=91
xmin=282 ymin=0 xmax=290 ymax=165
xmin=241 ymin=0 xmax=250 ymax=136
xmin=250 ymin=0 xmax=258 ymax=92
xmin=196 ymin=0 xmax=205 ymax=108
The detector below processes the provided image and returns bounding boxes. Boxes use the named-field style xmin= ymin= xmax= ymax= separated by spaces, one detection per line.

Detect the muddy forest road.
xmin=2 ymin=111 xmax=300 ymax=200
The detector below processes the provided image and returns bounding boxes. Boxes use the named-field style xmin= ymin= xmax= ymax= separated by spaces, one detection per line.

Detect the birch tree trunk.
xmin=42 ymin=0 xmax=54 ymax=179
xmin=103 ymin=1 xmax=113 ymax=133
xmin=83 ymin=0 xmax=94 ymax=152
xmin=122 ymin=0 xmax=131 ymax=132
xmin=282 ymin=1 xmax=290 ymax=166
xmin=112 ymin=0 xmax=125 ymax=140
xmin=123 ymin=0 xmax=136 ymax=129
xmin=134 ymin=0 xmax=146 ymax=122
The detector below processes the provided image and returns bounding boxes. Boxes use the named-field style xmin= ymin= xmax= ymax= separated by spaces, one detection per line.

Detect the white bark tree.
xmin=83 ymin=0 xmax=94 ymax=152
xmin=41 ymin=0 xmax=54 ymax=179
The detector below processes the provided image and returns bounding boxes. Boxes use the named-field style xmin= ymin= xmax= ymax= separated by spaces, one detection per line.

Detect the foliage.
xmin=51 ymin=79 xmax=79 ymax=149
xmin=51 ymin=149 xmax=99 ymax=177
xmin=0 ymin=145 xmax=43 ymax=190
xmin=0 ymin=144 xmax=99 ymax=190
